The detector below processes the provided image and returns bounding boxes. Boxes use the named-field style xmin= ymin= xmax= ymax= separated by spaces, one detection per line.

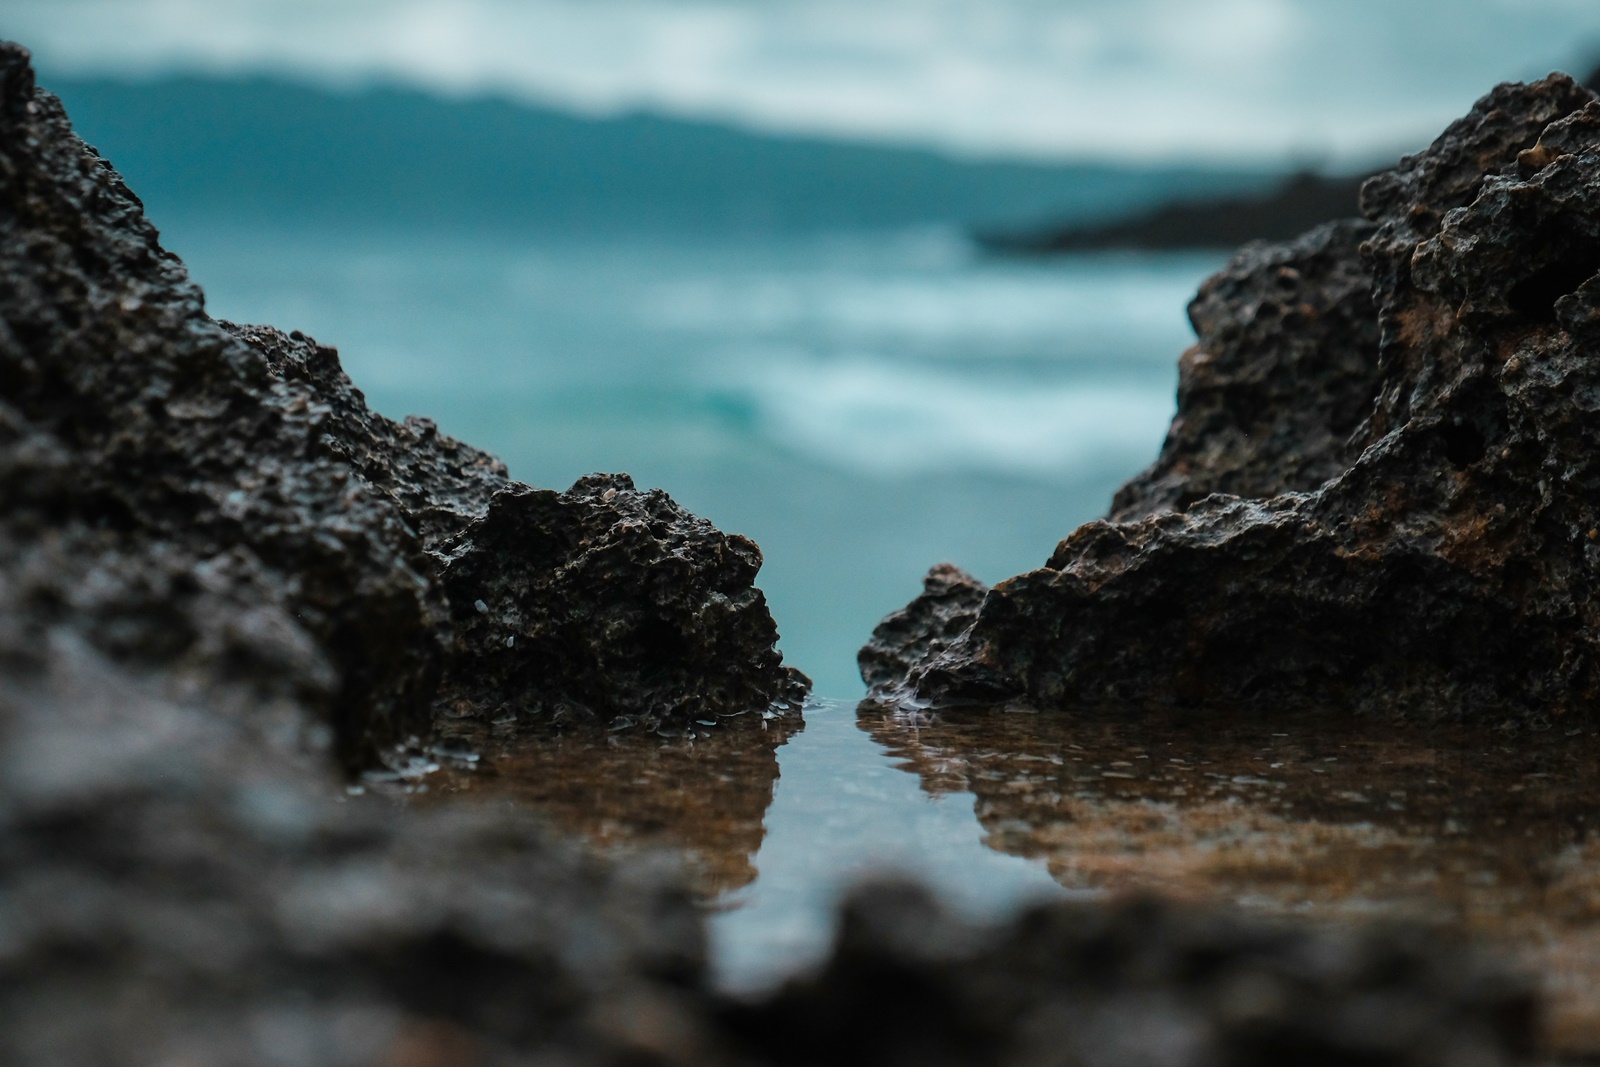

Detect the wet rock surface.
xmin=865 ymin=73 xmax=1600 ymax=725
xmin=0 ymin=37 xmax=777 ymax=1067
xmin=0 ymin=38 xmax=803 ymax=766
xmin=722 ymin=882 xmax=1536 ymax=1067
xmin=1107 ymin=219 xmax=1382 ymax=522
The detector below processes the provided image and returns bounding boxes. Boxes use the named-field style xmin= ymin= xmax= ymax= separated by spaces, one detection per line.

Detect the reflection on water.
xmin=404 ymin=694 xmax=1600 ymax=1054
xmin=859 ymin=703 xmax=1600 ymax=1053
xmin=418 ymin=711 xmax=802 ymax=896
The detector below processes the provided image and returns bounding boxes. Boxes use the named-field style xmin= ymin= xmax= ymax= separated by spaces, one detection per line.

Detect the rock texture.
xmin=0 ymin=39 xmax=803 ymax=771
xmin=234 ymin=325 xmax=807 ymax=735
xmin=0 ymin=639 xmax=718 ymax=1067
xmin=0 ymin=37 xmax=800 ymax=1066
xmin=1107 ymin=219 xmax=1381 ymax=521
xmin=721 ymin=883 xmax=1535 ymax=1067
xmin=864 ymin=73 xmax=1600 ymax=725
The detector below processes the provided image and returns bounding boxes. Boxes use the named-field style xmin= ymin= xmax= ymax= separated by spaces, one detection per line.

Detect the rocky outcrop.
xmin=0 ymin=36 xmax=801 ymax=1064
xmin=863 ymin=73 xmax=1600 ymax=726
xmin=978 ymin=169 xmax=1370 ymax=254
xmin=0 ymin=41 xmax=804 ymax=770
xmin=1107 ymin=219 xmax=1381 ymax=521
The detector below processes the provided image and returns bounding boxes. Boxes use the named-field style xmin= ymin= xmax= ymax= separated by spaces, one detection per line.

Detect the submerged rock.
xmin=864 ymin=73 xmax=1600 ymax=725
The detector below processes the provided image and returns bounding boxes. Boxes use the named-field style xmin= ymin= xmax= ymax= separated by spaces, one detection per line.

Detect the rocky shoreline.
xmin=865 ymin=73 xmax=1600 ymax=730
xmin=975 ymin=170 xmax=1369 ymax=254
xmin=0 ymin=37 xmax=1572 ymax=1066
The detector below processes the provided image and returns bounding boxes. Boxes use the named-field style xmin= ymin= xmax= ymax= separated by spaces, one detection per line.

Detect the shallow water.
xmin=417 ymin=700 xmax=1600 ymax=1055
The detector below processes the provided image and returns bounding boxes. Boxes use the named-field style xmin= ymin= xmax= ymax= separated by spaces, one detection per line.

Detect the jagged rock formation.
xmin=0 ymin=39 xmax=803 ymax=770
xmin=863 ymin=73 xmax=1600 ymax=726
xmin=721 ymin=883 xmax=1535 ymax=1067
xmin=235 ymin=326 xmax=806 ymax=735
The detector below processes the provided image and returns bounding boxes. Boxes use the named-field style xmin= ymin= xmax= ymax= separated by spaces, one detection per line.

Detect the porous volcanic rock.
xmin=0 ymin=37 xmax=766 ymax=1067
xmin=863 ymin=73 xmax=1600 ymax=725
xmin=720 ymin=883 xmax=1535 ymax=1067
xmin=0 ymin=39 xmax=803 ymax=770
xmin=232 ymin=326 xmax=807 ymax=734
xmin=1107 ymin=219 xmax=1381 ymax=522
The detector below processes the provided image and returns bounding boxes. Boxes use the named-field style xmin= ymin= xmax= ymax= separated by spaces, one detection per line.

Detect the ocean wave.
xmin=640 ymin=255 xmax=1212 ymax=362
xmin=729 ymin=355 xmax=1173 ymax=480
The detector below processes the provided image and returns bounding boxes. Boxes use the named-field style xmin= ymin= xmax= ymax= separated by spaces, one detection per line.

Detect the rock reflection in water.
xmin=859 ymin=702 xmax=1600 ymax=1053
xmin=415 ymin=711 xmax=802 ymax=896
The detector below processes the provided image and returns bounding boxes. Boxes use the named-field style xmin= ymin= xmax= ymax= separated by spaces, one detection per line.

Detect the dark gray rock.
xmin=0 ymin=40 xmax=1546 ymax=1067
xmin=863 ymin=74 xmax=1600 ymax=727
xmin=720 ymin=883 xmax=1536 ymax=1067
xmin=0 ymin=36 xmax=799 ymax=1067
xmin=858 ymin=563 xmax=989 ymax=699
xmin=1108 ymin=219 xmax=1381 ymax=523
xmin=230 ymin=326 xmax=808 ymax=734
xmin=0 ymin=39 xmax=803 ymax=767
xmin=0 ymin=633 xmax=718 ymax=1067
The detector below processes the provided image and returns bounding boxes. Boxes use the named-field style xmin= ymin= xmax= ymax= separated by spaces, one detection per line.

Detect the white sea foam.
xmin=733 ymin=355 xmax=1174 ymax=480
xmin=642 ymin=261 xmax=1206 ymax=358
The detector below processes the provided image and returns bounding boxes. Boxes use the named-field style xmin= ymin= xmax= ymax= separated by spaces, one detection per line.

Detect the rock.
xmin=232 ymin=326 xmax=808 ymax=735
xmin=858 ymin=562 xmax=989 ymax=697
xmin=977 ymin=169 xmax=1370 ymax=254
xmin=719 ymin=882 xmax=1536 ymax=1067
xmin=0 ymin=633 xmax=720 ymax=1067
xmin=1108 ymin=219 xmax=1381 ymax=522
xmin=863 ymin=73 xmax=1600 ymax=725
xmin=0 ymin=36 xmax=802 ymax=1066
xmin=0 ymin=39 xmax=804 ymax=771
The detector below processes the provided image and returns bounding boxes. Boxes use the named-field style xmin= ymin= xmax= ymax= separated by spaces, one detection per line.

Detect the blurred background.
xmin=10 ymin=0 xmax=1600 ymax=697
